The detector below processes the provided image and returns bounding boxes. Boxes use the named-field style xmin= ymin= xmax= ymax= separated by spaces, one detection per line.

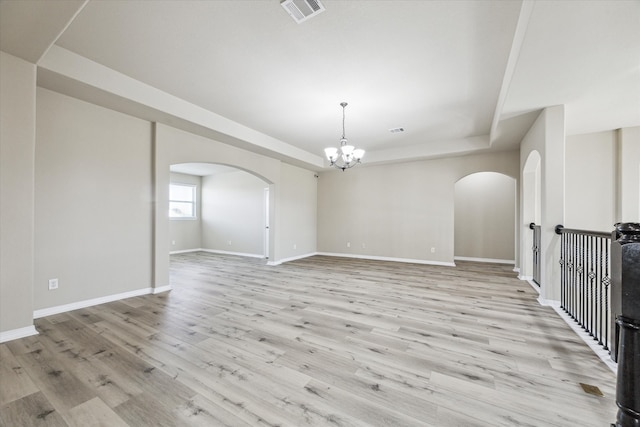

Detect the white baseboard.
xmin=454 ymin=256 xmax=515 ymax=265
xmin=152 ymin=285 xmax=172 ymax=294
xmin=537 ymin=297 xmax=560 ymax=307
xmin=316 ymin=252 xmax=456 ymax=267
xmin=0 ymin=325 xmax=38 ymax=343
xmin=267 ymin=252 xmax=318 ymax=266
xmin=545 ymin=302 xmax=617 ymax=374
xmin=169 ymin=248 xmax=201 ymax=255
xmin=199 ymin=249 xmax=265 ymax=259
xmin=33 ymin=286 xmax=169 ymax=319
xmin=190 ymin=250 xmax=455 ymax=268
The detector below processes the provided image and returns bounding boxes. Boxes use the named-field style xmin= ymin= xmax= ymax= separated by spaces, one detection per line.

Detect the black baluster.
xmin=579 ymin=233 xmax=585 ymax=329
xmin=560 ymin=231 xmax=566 ymax=311
xmin=604 ymin=238 xmax=610 ymax=352
xmin=571 ymin=232 xmax=576 ymax=320
xmin=597 ymin=236 xmax=603 ymax=346
xmin=575 ymin=232 xmax=579 ymax=323
xmin=589 ymin=235 xmax=595 ymax=337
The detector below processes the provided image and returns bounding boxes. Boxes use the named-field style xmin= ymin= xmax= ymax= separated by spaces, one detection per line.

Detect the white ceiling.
xmin=1 ymin=0 xmax=638 ymax=171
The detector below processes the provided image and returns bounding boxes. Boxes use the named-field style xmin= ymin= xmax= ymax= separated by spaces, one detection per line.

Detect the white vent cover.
xmin=281 ymin=0 xmax=325 ymax=24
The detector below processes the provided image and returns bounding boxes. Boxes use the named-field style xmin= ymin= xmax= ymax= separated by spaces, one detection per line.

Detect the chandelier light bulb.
xmin=341 ymin=144 xmax=355 ymax=156
xmin=324 ymin=147 xmax=339 ymax=162
xmin=353 ymin=148 xmax=365 ymax=160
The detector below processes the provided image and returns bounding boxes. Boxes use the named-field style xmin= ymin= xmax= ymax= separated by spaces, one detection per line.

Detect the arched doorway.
xmin=454 ymin=172 xmax=517 ymax=263
xmin=169 ymin=162 xmax=271 ymax=259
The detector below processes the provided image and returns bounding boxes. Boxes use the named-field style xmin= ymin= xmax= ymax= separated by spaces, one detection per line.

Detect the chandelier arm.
xmin=329 ymin=157 xmax=361 ymax=171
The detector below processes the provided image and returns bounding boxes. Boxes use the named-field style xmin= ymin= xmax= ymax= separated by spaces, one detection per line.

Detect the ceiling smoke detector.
xmin=280 ymin=0 xmax=325 ymax=24
xmin=389 ymin=127 xmax=405 ymax=134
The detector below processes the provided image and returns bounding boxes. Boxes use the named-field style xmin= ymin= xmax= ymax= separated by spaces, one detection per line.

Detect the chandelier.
xmin=324 ymin=102 xmax=365 ymax=170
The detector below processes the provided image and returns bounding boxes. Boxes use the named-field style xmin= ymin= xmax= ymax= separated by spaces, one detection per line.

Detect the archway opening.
xmin=169 ymin=162 xmax=271 ymax=259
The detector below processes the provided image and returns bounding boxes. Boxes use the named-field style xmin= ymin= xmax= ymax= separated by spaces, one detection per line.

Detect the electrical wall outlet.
xmin=48 ymin=278 xmax=59 ymax=290
xmin=347 ymin=242 xmax=351 ymax=248
xmin=293 ymin=244 xmax=297 ymax=250
xmin=431 ymin=247 xmax=436 ymax=253
xmin=228 ymin=240 xmax=232 ymax=246
xmin=171 ymin=240 xmax=176 ymax=246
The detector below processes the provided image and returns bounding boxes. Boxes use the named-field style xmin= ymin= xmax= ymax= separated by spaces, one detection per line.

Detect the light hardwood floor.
xmin=1 ymin=253 xmax=617 ymax=426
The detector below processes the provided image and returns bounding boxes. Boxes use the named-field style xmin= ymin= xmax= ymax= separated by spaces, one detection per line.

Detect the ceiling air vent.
xmin=281 ymin=0 xmax=325 ymax=24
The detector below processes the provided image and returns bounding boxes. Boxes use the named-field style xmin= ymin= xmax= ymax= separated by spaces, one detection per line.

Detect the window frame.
xmin=169 ymin=183 xmax=197 ymax=220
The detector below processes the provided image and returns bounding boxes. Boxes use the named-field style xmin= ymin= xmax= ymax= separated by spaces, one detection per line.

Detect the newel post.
xmin=611 ymin=222 xmax=640 ymax=427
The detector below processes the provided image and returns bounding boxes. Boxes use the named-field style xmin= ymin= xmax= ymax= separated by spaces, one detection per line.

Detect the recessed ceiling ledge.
xmin=361 ymin=135 xmax=490 ymax=165
xmin=37 ymin=45 xmax=325 ymax=169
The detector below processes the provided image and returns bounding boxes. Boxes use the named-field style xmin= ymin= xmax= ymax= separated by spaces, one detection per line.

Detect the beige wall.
xmin=34 ymin=88 xmax=153 ymax=310
xmin=519 ymin=106 xmax=565 ymax=302
xmin=276 ymin=163 xmax=318 ymax=260
xmin=454 ymin=172 xmax=516 ymax=261
xmin=202 ymin=170 xmax=266 ymax=256
xmin=565 ymin=131 xmax=616 ymax=231
xmin=155 ymin=123 xmax=318 ymax=271
xmin=0 ymin=52 xmax=36 ymax=336
xmin=317 ymin=150 xmax=519 ymax=264
xmin=153 ymin=123 xmax=279 ymax=287
xmin=169 ymin=172 xmax=202 ymax=252
xmin=564 ymin=127 xmax=639 ymax=231
xmin=0 ymin=55 xmax=632 ymax=339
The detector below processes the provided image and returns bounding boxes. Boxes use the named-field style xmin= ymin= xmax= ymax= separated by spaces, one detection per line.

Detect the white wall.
xmin=317 ymin=150 xmax=519 ymax=265
xmin=0 ymin=52 xmax=36 ymax=337
xmin=565 ymin=131 xmax=616 ymax=231
xmin=454 ymin=172 xmax=516 ymax=262
xmin=202 ymin=170 xmax=266 ymax=256
xmin=34 ymin=88 xmax=153 ymax=310
xmin=169 ymin=172 xmax=202 ymax=252
xmin=619 ymin=126 xmax=640 ymax=222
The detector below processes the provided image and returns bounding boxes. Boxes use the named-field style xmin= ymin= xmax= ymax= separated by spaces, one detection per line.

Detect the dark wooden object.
xmin=611 ymin=222 xmax=640 ymax=427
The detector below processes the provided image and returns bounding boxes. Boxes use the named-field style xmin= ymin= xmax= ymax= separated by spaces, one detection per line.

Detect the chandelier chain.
xmin=341 ymin=102 xmax=347 ymax=140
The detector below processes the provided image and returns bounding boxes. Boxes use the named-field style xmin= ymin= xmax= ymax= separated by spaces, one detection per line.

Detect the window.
xmin=169 ymin=183 xmax=196 ymax=219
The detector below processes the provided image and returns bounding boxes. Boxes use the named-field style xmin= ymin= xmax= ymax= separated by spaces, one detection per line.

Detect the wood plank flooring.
xmin=1 ymin=253 xmax=617 ymax=426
